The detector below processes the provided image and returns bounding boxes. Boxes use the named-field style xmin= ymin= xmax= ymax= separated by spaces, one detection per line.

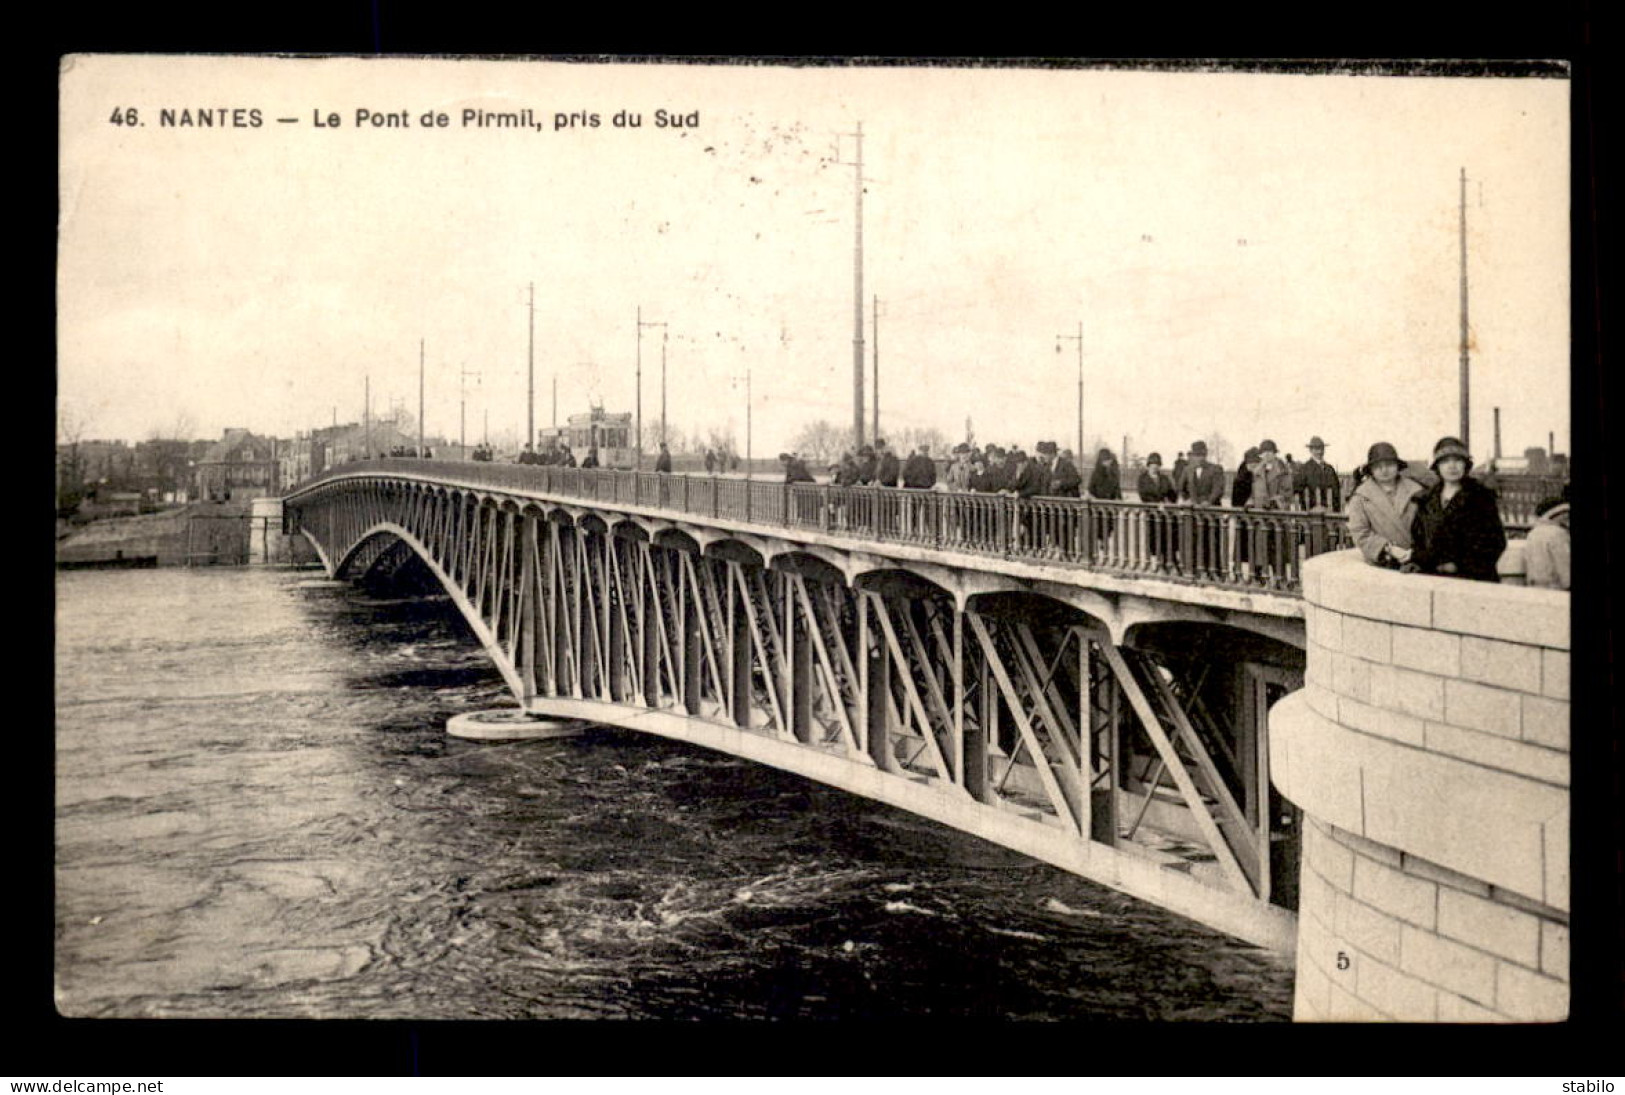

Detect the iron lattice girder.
xmin=287 ymin=482 xmax=1293 ymax=923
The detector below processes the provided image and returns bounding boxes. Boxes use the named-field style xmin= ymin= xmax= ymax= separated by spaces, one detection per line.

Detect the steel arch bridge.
xmin=286 ymin=462 xmax=1310 ymax=950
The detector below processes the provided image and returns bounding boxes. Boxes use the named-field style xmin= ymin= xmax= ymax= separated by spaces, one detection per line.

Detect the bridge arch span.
xmin=703 ymin=537 xmax=768 ymax=569
xmin=653 ymin=527 xmax=703 ymax=555
xmin=283 ymin=466 xmax=1317 ymax=952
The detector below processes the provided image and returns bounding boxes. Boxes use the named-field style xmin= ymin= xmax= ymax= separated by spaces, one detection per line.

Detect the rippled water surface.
xmin=55 ymin=567 xmax=1292 ymax=1020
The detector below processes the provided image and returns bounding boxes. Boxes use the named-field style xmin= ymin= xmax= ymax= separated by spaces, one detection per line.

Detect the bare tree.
xmin=57 ymin=404 xmax=91 ymax=496
xmin=641 ymin=421 xmax=689 ymax=455
xmin=887 ymin=425 xmax=950 ymax=456
xmin=789 ymin=420 xmax=855 ymax=467
xmin=703 ymin=424 xmax=738 ymax=458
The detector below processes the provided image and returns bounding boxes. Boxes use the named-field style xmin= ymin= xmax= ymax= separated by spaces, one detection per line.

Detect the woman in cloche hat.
xmin=1345 ymin=441 xmax=1423 ymax=569
xmin=1406 ymin=436 xmax=1507 ymax=582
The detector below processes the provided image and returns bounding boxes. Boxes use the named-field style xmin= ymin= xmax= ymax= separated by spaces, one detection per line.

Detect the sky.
xmin=59 ymin=57 xmax=1570 ymax=466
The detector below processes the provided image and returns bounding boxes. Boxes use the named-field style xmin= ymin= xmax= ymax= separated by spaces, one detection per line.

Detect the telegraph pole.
xmin=418 ymin=338 xmax=425 ymax=458
xmin=637 ymin=310 xmax=666 ymax=467
xmin=872 ymin=295 xmax=880 ymax=441
xmin=732 ymin=368 xmax=753 ymax=480
xmin=839 ymin=122 xmax=867 ymax=447
xmin=364 ymin=375 xmax=371 ymax=458
xmin=636 ymin=305 xmax=642 ymax=469
xmin=1459 ymin=167 xmax=1471 ymax=450
xmin=661 ymin=326 xmax=669 ymax=446
xmin=1057 ymin=322 xmax=1084 ymax=459
xmin=527 ymin=282 xmax=535 ymax=452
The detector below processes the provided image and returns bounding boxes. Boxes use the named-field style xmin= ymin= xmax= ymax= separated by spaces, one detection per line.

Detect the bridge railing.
xmin=290 ymin=460 xmax=1372 ymax=592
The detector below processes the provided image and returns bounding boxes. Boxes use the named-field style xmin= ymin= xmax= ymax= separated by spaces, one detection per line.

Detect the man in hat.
xmin=901 ymin=443 xmax=937 ymax=539
xmin=1408 ymin=436 xmax=1506 ymax=582
xmin=875 ymin=439 xmax=900 ymax=489
xmin=1031 ymin=441 xmax=1056 ymax=497
xmin=1180 ymin=440 xmax=1225 ymax=506
xmin=780 ymin=451 xmax=813 ymax=484
xmin=856 ymin=444 xmax=877 ymax=486
xmin=1294 ymin=435 xmax=1341 ymax=510
xmin=1051 ymin=447 xmax=1081 ymax=498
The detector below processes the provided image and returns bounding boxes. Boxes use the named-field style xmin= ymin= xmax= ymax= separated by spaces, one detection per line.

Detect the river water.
xmin=54 ymin=567 xmax=1292 ymax=1020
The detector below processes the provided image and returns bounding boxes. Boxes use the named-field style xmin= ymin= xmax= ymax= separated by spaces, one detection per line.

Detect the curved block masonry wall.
xmin=1270 ymin=550 xmax=1568 ymax=1022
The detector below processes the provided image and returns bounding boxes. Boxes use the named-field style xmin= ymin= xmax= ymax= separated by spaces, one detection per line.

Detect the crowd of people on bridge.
xmin=455 ymin=426 xmax=1567 ymax=592
xmin=765 ymin=432 xmax=1565 ymax=590
xmin=775 ymin=435 xmax=1349 ymax=512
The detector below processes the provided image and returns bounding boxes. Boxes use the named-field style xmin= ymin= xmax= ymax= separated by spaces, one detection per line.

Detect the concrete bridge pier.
xmin=1271 ymin=551 xmax=1569 ymax=1021
xmin=447 ymin=709 xmax=587 ymax=742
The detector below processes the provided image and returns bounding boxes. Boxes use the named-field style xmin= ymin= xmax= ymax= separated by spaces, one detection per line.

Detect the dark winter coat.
xmin=1050 ymin=457 xmax=1081 ymax=497
xmin=877 ymin=451 xmax=901 ymax=487
xmin=1009 ymin=460 xmax=1045 ymax=499
xmin=1182 ymin=462 xmax=1226 ymax=506
xmin=1136 ymin=468 xmax=1178 ymax=504
xmin=1231 ymin=464 xmax=1254 ymax=508
xmin=902 ymin=453 xmax=937 ymax=489
xmin=1409 ymin=477 xmax=1507 ymax=583
xmin=1294 ymin=458 xmax=1342 ymax=509
xmin=1087 ymin=460 xmax=1122 ymax=501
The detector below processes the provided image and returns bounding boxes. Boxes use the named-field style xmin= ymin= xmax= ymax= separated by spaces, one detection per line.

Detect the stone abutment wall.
xmin=1270 ymin=550 xmax=1569 ymax=1022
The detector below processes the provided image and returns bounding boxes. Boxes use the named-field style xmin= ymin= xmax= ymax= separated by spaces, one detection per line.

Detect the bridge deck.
xmin=290 ymin=460 xmax=1367 ymax=596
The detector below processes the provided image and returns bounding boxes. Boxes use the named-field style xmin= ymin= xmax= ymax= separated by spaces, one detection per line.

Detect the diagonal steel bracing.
xmin=284 ymin=475 xmax=1300 ymax=951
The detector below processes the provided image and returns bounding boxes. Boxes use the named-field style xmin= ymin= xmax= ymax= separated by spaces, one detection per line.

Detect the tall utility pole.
xmin=661 ymin=327 xmax=669 ymax=446
xmin=636 ymin=305 xmax=642 ymax=469
xmin=1493 ymin=407 xmax=1502 ymax=461
xmin=460 ymin=365 xmax=481 ymax=457
xmin=364 ymin=375 xmax=371 ymax=458
xmin=526 ymin=282 xmax=535 ymax=452
xmin=1057 ymin=322 xmax=1084 ymax=458
xmin=839 ymin=121 xmax=867 ymax=447
xmin=1459 ymin=166 xmax=1471 ymax=450
xmin=872 ymin=295 xmax=880 ymax=441
xmin=418 ymin=339 xmax=425 ymax=459
xmin=637 ymin=309 xmax=666 ymax=467
xmin=731 ymin=368 xmax=752 ymax=479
